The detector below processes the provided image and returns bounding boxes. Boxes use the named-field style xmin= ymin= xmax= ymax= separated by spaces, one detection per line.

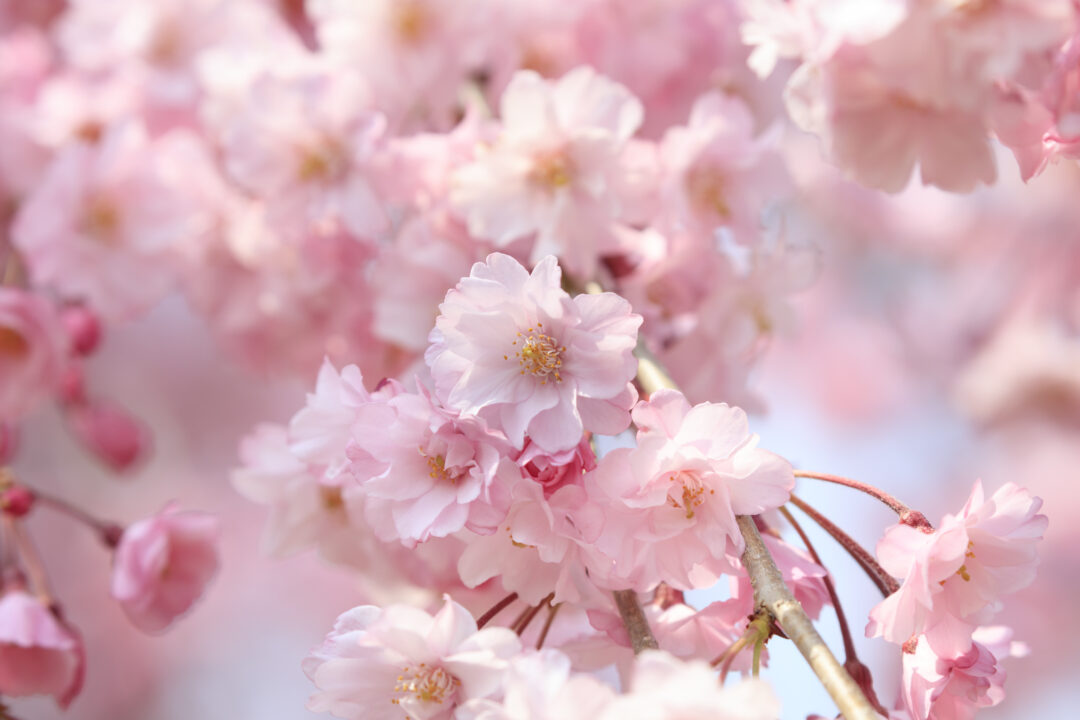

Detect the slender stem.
xmin=789 ymin=494 xmax=899 ymax=597
xmin=612 ymin=589 xmax=659 ymax=653
xmin=8 ymin=519 xmax=53 ymax=605
xmin=779 ymin=505 xmax=857 ymax=661
xmin=751 ymin=637 xmax=763 ymax=678
xmin=737 ymin=516 xmax=879 ymax=720
xmin=795 ymin=470 xmax=933 ymax=532
xmin=535 ymin=603 xmax=561 ymax=650
xmin=476 ymin=592 xmax=517 ymax=629
xmin=512 ymin=593 xmax=553 ymax=636
xmin=29 ymin=489 xmax=123 ymax=547
xmin=718 ymin=634 xmax=753 ymax=683
xmin=633 ymin=342 xmax=878 ymax=719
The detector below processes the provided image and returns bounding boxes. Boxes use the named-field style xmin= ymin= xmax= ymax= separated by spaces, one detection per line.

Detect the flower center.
xmin=83 ymin=196 xmax=122 ymax=244
xmin=320 ymin=485 xmax=344 ymax=511
xmin=666 ymin=471 xmax=714 ymax=520
xmin=685 ymin=164 xmax=731 ymax=220
xmin=0 ymin=326 xmax=29 ymax=359
xmin=941 ymin=541 xmax=977 ymax=585
xmin=530 ymin=150 xmax=573 ymax=189
xmin=420 ymin=449 xmax=461 ymax=485
xmin=507 ymin=323 xmax=565 ymax=384
xmin=393 ymin=664 xmax=460 ymax=707
xmin=393 ymin=1 xmax=432 ymax=45
xmin=297 ymin=137 xmax=349 ymax=183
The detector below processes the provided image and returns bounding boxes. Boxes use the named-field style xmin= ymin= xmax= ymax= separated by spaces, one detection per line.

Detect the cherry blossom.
xmin=0 ymin=587 xmax=84 ymax=708
xmin=450 ymin=68 xmax=646 ymax=278
xmin=867 ymin=481 xmax=1047 ymax=655
xmin=426 ymin=252 xmax=640 ymax=453
xmin=110 ymin=503 xmax=220 ymax=633
xmin=0 ymin=288 xmax=67 ymax=421
xmin=303 ymin=596 xmax=521 ymax=720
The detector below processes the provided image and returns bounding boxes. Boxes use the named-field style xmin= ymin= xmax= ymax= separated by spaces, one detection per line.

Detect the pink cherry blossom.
xmin=219 ymin=69 xmax=390 ymax=239
xmin=310 ymin=0 xmax=487 ymax=132
xmin=426 ymin=252 xmax=641 ymax=453
xmin=0 ymin=588 xmax=85 ymax=708
xmin=586 ymin=389 xmax=794 ymax=591
xmin=450 ymin=68 xmax=645 ymax=278
xmin=303 ymin=596 xmax=521 ymax=720
xmin=457 ymin=469 xmax=605 ymax=605
xmin=110 ymin=503 xmax=220 ymax=633
xmin=656 ymin=91 xmax=787 ymax=244
xmin=0 ymin=288 xmax=67 ymax=422
xmin=600 ymin=650 xmax=781 ymax=720
xmin=347 ymin=389 xmax=513 ymax=545
xmin=455 ymin=649 xmax=616 ymax=720
xmin=901 ymin=635 xmax=1006 ymax=720
xmin=867 ymin=481 xmax=1047 ymax=655
xmin=12 ymin=122 xmax=221 ymax=320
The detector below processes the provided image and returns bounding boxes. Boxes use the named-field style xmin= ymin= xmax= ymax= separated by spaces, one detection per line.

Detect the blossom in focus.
xmin=303 ymin=596 xmax=521 ymax=720
xmin=426 ymin=252 xmax=641 ymax=453
xmin=0 ymin=588 xmax=84 ymax=708
xmin=347 ymin=389 xmax=513 ymax=545
xmin=110 ymin=503 xmax=220 ymax=633
xmin=867 ymin=481 xmax=1047 ymax=655
xmin=586 ymin=389 xmax=794 ymax=590
xmin=0 ymin=288 xmax=67 ymax=422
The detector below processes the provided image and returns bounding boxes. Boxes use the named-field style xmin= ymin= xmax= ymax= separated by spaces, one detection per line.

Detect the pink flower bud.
xmin=0 ymin=484 xmax=35 ymax=517
xmin=60 ymin=305 xmax=102 ymax=356
xmin=0 ymin=589 xmax=85 ymax=708
xmin=65 ymin=401 xmax=149 ymax=472
xmin=110 ymin=504 xmax=220 ymax=633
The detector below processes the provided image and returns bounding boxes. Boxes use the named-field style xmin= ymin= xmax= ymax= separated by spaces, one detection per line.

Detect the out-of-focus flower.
xmin=451 ymin=68 xmax=646 ymax=278
xmin=0 ymin=588 xmax=84 ymax=708
xmin=0 ymin=288 xmax=67 ymax=422
xmin=110 ymin=504 xmax=220 ymax=633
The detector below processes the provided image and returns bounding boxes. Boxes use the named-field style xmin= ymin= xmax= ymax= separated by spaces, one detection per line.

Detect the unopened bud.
xmin=61 ymin=305 xmax=102 ymax=356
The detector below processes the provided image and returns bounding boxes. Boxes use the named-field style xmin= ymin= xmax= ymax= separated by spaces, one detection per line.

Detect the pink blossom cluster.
xmin=303 ymin=596 xmax=781 ymax=720
xmin=743 ymin=0 xmax=1079 ymax=191
xmin=0 ymin=1 xmax=1067 ymax=718
xmin=868 ymin=481 xmax=1047 ymax=720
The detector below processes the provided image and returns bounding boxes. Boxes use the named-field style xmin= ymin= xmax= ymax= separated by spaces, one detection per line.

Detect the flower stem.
xmin=780 ymin=506 xmax=890 ymax=716
xmin=476 ymin=592 xmax=518 ymax=628
xmin=738 ymin=516 xmax=879 ymax=720
xmin=789 ymin=494 xmax=899 ymax=596
xmin=612 ymin=589 xmax=660 ymax=653
xmin=632 ymin=341 xmax=879 ymax=720
xmin=7 ymin=518 xmax=53 ymax=605
xmin=28 ymin=488 xmax=124 ymax=547
xmin=535 ymin=602 xmax=561 ymax=650
xmin=512 ymin=593 xmax=553 ymax=636
xmin=794 ymin=470 xmax=933 ymax=532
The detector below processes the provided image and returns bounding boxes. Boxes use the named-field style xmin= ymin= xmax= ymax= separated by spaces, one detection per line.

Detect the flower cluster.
xmin=868 ymin=482 xmax=1047 ymax=720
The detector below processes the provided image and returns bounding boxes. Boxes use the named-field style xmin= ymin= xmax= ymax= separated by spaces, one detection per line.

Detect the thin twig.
xmin=612 ymin=589 xmax=659 ymax=653
xmin=476 ymin=592 xmax=518 ymax=629
xmin=535 ymin=602 xmax=561 ymax=650
xmin=789 ymin=494 xmax=899 ymax=597
xmin=795 ymin=470 xmax=933 ymax=532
